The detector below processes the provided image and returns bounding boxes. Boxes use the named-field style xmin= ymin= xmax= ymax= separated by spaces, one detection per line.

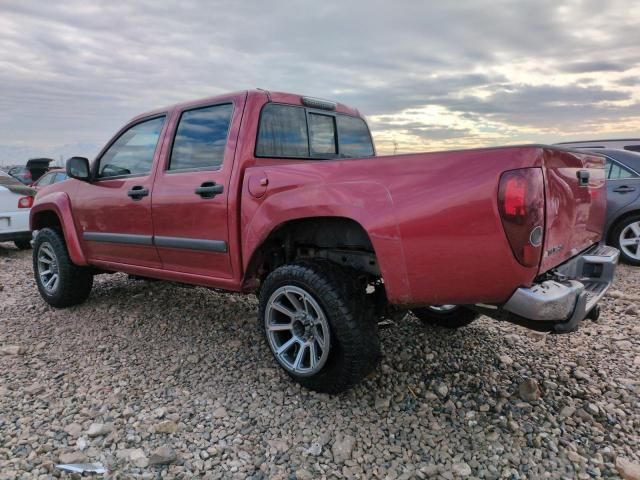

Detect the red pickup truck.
xmin=30 ymin=90 xmax=619 ymax=392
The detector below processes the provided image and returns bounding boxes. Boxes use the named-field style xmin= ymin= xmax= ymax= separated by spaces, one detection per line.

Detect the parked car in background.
xmin=585 ymin=149 xmax=640 ymax=265
xmin=32 ymin=168 xmax=68 ymax=191
xmin=8 ymin=158 xmax=54 ymax=185
xmin=0 ymin=170 xmax=35 ymax=249
xmin=556 ymin=138 xmax=640 ymax=152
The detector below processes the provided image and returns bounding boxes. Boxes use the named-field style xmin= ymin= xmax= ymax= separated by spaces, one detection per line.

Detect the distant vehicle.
xmin=32 ymin=168 xmax=68 ymax=191
xmin=587 ymin=149 xmax=640 ymax=265
xmin=0 ymin=170 xmax=35 ymax=249
xmin=8 ymin=158 xmax=54 ymax=185
xmin=556 ymin=138 xmax=640 ymax=152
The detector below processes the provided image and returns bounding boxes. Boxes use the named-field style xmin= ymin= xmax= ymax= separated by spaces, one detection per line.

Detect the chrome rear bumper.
xmin=491 ymin=244 xmax=619 ymax=333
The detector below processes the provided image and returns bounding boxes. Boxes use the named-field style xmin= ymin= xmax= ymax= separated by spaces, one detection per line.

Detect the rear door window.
xmin=169 ymin=104 xmax=234 ymax=171
xmin=606 ymin=159 xmax=637 ymax=179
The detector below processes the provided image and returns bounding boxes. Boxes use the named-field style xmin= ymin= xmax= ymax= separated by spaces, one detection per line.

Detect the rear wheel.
xmin=14 ymin=239 xmax=31 ymax=250
xmin=412 ymin=305 xmax=478 ymax=329
xmin=612 ymin=214 xmax=640 ymax=266
xmin=259 ymin=261 xmax=379 ymax=393
xmin=33 ymin=228 xmax=94 ymax=308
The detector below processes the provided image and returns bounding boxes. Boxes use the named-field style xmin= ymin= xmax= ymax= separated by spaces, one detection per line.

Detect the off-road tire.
xmin=33 ymin=228 xmax=93 ymax=308
xmin=14 ymin=239 xmax=31 ymax=250
xmin=412 ymin=306 xmax=478 ymax=329
xmin=259 ymin=260 xmax=380 ymax=393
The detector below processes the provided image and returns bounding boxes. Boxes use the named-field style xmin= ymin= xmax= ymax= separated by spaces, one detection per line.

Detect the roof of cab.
xmin=129 ymin=89 xmax=361 ymax=123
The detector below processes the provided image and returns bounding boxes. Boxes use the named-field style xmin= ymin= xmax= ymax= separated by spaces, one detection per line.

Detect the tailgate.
xmin=540 ymin=148 xmax=606 ymax=273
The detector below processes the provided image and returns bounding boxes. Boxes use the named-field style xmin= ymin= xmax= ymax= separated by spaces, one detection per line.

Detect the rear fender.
xmin=242 ymin=180 xmax=411 ymax=303
xmin=30 ymin=191 xmax=87 ymax=266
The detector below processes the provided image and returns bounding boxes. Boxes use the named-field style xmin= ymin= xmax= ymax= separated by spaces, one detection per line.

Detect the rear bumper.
xmin=484 ymin=244 xmax=619 ymax=333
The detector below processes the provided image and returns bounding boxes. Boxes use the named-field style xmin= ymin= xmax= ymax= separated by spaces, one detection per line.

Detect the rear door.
xmin=604 ymin=156 xmax=640 ymax=217
xmin=540 ymin=148 xmax=607 ymax=273
xmin=151 ymin=94 xmax=244 ymax=279
xmin=73 ymin=115 xmax=167 ymax=267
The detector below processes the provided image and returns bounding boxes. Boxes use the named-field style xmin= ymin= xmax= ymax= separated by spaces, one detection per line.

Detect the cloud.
xmin=560 ymin=61 xmax=632 ymax=74
xmin=0 ymin=0 xmax=639 ymax=162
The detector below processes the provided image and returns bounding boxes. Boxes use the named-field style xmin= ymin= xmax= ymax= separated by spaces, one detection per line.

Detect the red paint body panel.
xmin=30 ymin=89 xmax=608 ymax=307
xmin=30 ymin=186 xmax=87 ymax=266
xmin=540 ymin=149 xmax=606 ymax=273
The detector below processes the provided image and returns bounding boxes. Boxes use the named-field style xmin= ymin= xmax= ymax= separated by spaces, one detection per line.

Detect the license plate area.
xmin=0 ymin=217 xmax=9 ymax=229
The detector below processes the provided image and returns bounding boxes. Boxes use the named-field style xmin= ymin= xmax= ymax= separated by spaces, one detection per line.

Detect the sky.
xmin=1 ymin=0 xmax=639 ymax=165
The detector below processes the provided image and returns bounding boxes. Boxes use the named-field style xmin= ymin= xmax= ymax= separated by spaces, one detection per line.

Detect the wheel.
xmin=586 ymin=304 xmax=601 ymax=322
xmin=33 ymin=228 xmax=94 ymax=308
xmin=14 ymin=239 xmax=32 ymax=250
xmin=412 ymin=305 xmax=478 ymax=328
xmin=259 ymin=261 xmax=380 ymax=393
xmin=612 ymin=214 xmax=640 ymax=266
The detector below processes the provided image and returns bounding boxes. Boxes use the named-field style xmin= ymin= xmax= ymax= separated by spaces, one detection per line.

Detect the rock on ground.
xmin=0 ymin=244 xmax=639 ymax=478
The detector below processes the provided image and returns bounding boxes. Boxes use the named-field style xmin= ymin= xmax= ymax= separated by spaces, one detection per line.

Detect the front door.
xmin=73 ymin=115 xmax=167 ymax=268
xmin=151 ymin=99 xmax=241 ymax=279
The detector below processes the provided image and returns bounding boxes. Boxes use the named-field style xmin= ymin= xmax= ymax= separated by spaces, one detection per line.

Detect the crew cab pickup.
xmin=30 ymin=90 xmax=619 ymax=392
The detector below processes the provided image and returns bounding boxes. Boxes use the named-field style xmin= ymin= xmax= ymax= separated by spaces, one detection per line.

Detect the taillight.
xmin=498 ymin=168 xmax=545 ymax=267
xmin=18 ymin=196 xmax=34 ymax=208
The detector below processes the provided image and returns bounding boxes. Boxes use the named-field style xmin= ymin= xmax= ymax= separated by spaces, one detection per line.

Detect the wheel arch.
xmin=607 ymin=208 xmax=640 ymax=244
xmin=242 ymin=216 xmax=380 ymax=291
xmin=30 ymin=192 xmax=88 ymax=266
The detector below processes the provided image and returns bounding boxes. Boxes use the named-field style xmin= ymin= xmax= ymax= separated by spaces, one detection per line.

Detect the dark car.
xmin=591 ymin=149 xmax=640 ymax=265
xmin=8 ymin=158 xmax=54 ymax=185
xmin=31 ymin=168 xmax=68 ymax=191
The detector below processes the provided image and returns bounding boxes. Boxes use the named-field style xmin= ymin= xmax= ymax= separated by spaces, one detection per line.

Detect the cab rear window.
xmin=256 ymin=103 xmax=373 ymax=159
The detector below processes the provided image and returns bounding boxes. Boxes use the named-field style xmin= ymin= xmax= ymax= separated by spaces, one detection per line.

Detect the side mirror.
xmin=66 ymin=157 xmax=91 ymax=182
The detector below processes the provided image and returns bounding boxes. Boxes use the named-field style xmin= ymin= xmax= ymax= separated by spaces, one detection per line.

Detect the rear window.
xmin=337 ymin=115 xmax=375 ymax=157
xmin=256 ymin=103 xmax=373 ymax=159
xmin=256 ymin=104 xmax=309 ymax=157
xmin=309 ymin=113 xmax=337 ymax=155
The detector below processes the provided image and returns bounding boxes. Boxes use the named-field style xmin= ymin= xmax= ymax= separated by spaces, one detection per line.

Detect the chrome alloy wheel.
xmin=37 ymin=241 xmax=60 ymax=293
xmin=428 ymin=305 xmax=458 ymax=313
xmin=264 ymin=285 xmax=330 ymax=377
xmin=620 ymin=221 xmax=640 ymax=261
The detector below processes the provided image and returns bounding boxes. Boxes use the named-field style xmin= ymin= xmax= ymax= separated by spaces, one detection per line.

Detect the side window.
xmin=308 ymin=113 xmax=337 ymax=155
xmin=605 ymin=159 xmax=613 ymax=179
xmin=98 ymin=116 xmax=165 ymax=179
xmin=54 ymin=172 xmax=68 ymax=183
xmin=337 ymin=115 xmax=374 ymax=157
xmin=35 ymin=173 xmax=54 ymax=186
xmin=256 ymin=104 xmax=309 ymax=157
xmin=169 ymin=104 xmax=234 ymax=171
xmin=607 ymin=159 xmax=636 ymax=179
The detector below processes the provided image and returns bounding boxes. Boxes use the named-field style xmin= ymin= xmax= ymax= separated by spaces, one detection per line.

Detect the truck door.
xmin=151 ymin=94 xmax=245 ymax=279
xmin=73 ymin=115 xmax=167 ymax=268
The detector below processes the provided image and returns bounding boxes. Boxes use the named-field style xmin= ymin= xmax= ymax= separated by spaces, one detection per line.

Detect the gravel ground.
xmin=1 ymin=243 xmax=639 ymax=480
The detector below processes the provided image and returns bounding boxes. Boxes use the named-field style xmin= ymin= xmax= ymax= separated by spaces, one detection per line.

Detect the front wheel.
xmin=612 ymin=214 xmax=640 ymax=266
xmin=33 ymin=228 xmax=94 ymax=308
xmin=412 ymin=305 xmax=478 ymax=329
xmin=259 ymin=261 xmax=379 ymax=393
